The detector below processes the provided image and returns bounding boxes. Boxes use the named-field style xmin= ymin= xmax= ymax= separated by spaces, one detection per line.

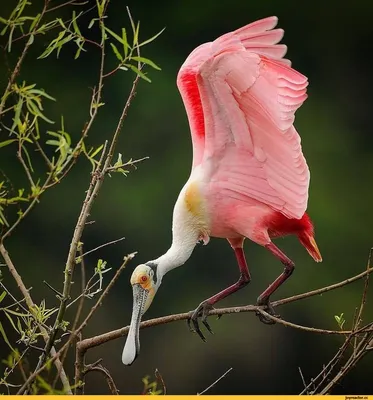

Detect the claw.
xmin=256 ymin=310 xmax=277 ymax=325
xmin=187 ymin=301 xmax=215 ymax=341
xmin=202 ymin=315 xmax=214 ymax=335
xmin=256 ymin=296 xmax=280 ymax=325
xmin=187 ymin=317 xmax=196 ymax=333
xmin=192 ymin=317 xmax=207 ymax=342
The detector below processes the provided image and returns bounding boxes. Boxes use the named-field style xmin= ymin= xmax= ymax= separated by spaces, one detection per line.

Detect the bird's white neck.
xmin=152 ymin=180 xmax=208 ymax=278
xmin=154 ymin=237 xmax=197 ymax=277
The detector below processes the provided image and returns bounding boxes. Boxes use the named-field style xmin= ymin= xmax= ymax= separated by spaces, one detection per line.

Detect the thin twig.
xmin=45 ymin=0 xmax=86 ymax=13
xmin=84 ymin=364 xmax=119 ymax=395
xmin=356 ymin=248 xmax=372 ymax=330
xmin=17 ymin=146 xmax=35 ymax=188
xmin=0 ymin=281 xmax=30 ymax=315
xmin=105 ymin=157 xmax=149 ymax=173
xmin=43 ymin=280 xmax=63 ymax=298
xmin=155 ymin=368 xmax=166 ymax=395
xmin=52 ymin=246 xmax=87 ymax=390
xmin=198 ymin=367 xmax=233 ymax=395
xmin=256 ymin=309 xmax=368 ymax=335
xmin=298 ymin=367 xmax=308 ymax=393
xmin=31 ymin=131 xmax=54 ymax=171
xmin=77 ymin=236 xmax=126 ymax=259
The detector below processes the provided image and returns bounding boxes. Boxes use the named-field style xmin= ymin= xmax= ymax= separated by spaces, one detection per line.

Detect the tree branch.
xmin=197 ymin=367 xmax=233 ymax=395
xmin=75 ymin=262 xmax=373 ymax=395
xmin=75 ymin=265 xmax=373 ymax=355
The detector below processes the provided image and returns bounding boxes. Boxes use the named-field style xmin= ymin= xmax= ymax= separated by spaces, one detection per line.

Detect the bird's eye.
xmin=140 ymin=275 xmax=148 ymax=283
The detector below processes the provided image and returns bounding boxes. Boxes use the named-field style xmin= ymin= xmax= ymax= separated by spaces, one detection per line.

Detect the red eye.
xmin=140 ymin=275 xmax=148 ymax=283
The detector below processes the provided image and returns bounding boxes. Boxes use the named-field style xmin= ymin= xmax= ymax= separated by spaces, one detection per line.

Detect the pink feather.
xmin=177 ymin=17 xmax=309 ymax=220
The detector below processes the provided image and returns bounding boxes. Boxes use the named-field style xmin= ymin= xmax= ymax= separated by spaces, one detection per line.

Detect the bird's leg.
xmin=256 ymin=242 xmax=295 ymax=325
xmin=188 ymin=244 xmax=251 ymax=341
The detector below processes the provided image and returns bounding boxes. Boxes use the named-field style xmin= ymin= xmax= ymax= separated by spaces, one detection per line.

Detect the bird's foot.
xmin=187 ymin=301 xmax=215 ymax=342
xmin=256 ymin=296 xmax=280 ymax=325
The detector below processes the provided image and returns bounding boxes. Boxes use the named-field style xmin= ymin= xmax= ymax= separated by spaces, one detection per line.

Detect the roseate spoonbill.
xmin=122 ymin=16 xmax=322 ymax=365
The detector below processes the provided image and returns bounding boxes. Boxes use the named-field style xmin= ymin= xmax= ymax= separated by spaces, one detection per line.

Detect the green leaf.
xmin=122 ymin=28 xmax=129 ymax=57
xmin=10 ymin=97 xmax=23 ymax=134
xmin=88 ymin=18 xmax=96 ymax=29
xmin=0 ymin=206 xmax=9 ymax=227
xmin=71 ymin=11 xmax=82 ymax=36
xmin=0 ymin=139 xmax=17 ymax=148
xmin=28 ymin=88 xmax=56 ymax=101
xmin=104 ymin=26 xmax=126 ymax=45
xmin=133 ymin=21 xmax=140 ymax=47
xmin=3 ymin=311 xmax=20 ymax=334
xmin=128 ymin=64 xmax=151 ymax=82
xmin=38 ymin=29 xmax=67 ymax=59
xmin=29 ymin=13 xmax=41 ymax=32
xmin=0 ymin=322 xmax=15 ymax=351
xmin=74 ymin=38 xmax=86 ymax=59
xmin=22 ymin=145 xmax=34 ymax=173
xmin=96 ymin=0 xmax=106 ymax=18
xmin=56 ymin=33 xmax=74 ymax=58
xmin=334 ymin=313 xmax=345 ymax=329
xmin=90 ymin=144 xmax=104 ymax=159
xmin=138 ymin=27 xmax=165 ymax=48
xmin=0 ymin=291 xmax=6 ymax=303
xmin=27 ymin=33 xmax=34 ymax=45
xmin=130 ymin=56 xmax=161 ymax=70
xmin=26 ymin=99 xmax=54 ymax=123
xmin=7 ymin=25 xmax=15 ymax=52
xmin=110 ymin=42 xmax=123 ymax=61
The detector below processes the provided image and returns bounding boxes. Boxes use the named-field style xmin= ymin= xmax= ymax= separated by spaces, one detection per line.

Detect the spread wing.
xmin=177 ymin=17 xmax=310 ymax=219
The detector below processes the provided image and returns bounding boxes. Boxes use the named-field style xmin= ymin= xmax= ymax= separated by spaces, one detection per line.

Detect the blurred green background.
xmin=1 ymin=0 xmax=373 ymax=394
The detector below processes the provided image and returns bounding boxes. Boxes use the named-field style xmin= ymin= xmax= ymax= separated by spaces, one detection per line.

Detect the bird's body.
xmin=122 ymin=16 xmax=322 ymax=366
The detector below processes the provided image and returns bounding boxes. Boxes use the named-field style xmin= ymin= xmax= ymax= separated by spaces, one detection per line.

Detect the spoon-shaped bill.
xmin=122 ymin=284 xmax=148 ymax=365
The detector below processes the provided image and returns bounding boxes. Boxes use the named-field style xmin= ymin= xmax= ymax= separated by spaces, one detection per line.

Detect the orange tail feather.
xmin=299 ymin=233 xmax=322 ymax=262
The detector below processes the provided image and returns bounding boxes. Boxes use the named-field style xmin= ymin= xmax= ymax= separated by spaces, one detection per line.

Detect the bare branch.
xmin=155 ymin=368 xmax=167 ymax=395
xmin=256 ymin=309 xmax=371 ymax=335
xmin=84 ymin=364 xmax=119 ymax=395
xmin=45 ymin=0 xmax=87 ymax=13
xmin=198 ymin=367 xmax=233 ymax=395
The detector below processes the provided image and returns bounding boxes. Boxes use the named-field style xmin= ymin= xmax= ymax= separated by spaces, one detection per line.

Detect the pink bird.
xmin=122 ymin=16 xmax=322 ymax=365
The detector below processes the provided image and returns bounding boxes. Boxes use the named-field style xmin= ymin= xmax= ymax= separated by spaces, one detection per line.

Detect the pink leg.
xmin=189 ymin=240 xmax=251 ymax=341
xmin=256 ymin=242 xmax=295 ymax=324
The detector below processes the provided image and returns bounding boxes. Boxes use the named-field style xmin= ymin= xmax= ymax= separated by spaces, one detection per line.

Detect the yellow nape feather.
xmin=184 ymin=181 xmax=204 ymax=217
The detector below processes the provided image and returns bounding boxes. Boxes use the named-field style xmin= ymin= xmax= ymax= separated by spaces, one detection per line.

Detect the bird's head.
xmin=122 ymin=262 xmax=161 ymax=365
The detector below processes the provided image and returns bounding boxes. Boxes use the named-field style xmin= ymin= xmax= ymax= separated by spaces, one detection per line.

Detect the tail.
xmin=298 ymin=232 xmax=322 ymax=262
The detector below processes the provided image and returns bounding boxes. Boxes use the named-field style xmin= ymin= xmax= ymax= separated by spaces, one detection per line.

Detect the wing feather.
xmin=177 ymin=17 xmax=310 ymax=219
